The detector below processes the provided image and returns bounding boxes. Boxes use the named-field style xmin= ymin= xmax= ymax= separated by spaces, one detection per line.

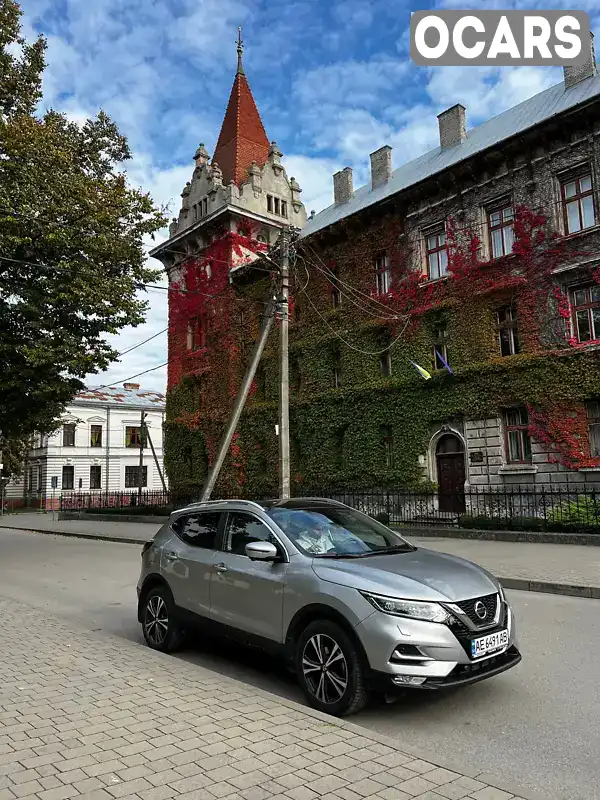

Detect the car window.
xmin=224 ymin=512 xmax=277 ymax=556
xmin=175 ymin=512 xmax=221 ymax=549
xmin=266 ymin=506 xmax=412 ymax=557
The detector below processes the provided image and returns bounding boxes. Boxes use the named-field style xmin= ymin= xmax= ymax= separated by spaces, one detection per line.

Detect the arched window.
xmin=436 ymin=433 xmax=464 ymax=455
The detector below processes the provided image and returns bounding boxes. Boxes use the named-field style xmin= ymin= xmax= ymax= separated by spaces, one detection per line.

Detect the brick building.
xmin=149 ymin=35 xmax=306 ymax=498
xmin=294 ymin=38 xmax=600 ymax=510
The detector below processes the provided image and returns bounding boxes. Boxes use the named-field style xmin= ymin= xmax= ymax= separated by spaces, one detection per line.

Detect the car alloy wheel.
xmin=144 ymin=594 xmax=169 ymax=647
xmin=302 ymin=633 xmax=349 ymax=705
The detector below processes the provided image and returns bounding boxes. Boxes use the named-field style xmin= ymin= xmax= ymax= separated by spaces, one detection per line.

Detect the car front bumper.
xmin=354 ymin=599 xmax=520 ymax=690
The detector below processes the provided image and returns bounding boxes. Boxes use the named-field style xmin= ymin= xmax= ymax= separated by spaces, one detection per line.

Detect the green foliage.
xmin=546 ymin=495 xmax=600 ymax=526
xmin=0 ymin=0 xmax=166 ymax=442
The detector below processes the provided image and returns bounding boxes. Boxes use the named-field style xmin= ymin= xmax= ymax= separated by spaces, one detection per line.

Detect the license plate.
xmin=471 ymin=629 xmax=509 ymax=658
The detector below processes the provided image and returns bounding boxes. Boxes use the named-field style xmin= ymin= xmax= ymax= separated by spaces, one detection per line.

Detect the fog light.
xmin=392 ymin=675 xmax=427 ymax=686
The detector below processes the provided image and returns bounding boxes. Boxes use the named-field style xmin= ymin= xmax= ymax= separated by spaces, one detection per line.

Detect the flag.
xmin=434 ymin=347 xmax=454 ymax=375
xmin=410 ymin=361 xmax=431 ymax=380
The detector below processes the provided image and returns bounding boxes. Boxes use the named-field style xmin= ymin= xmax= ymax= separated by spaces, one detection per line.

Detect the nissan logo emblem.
xmin=474 ymin=600 xmax=487 ymax=620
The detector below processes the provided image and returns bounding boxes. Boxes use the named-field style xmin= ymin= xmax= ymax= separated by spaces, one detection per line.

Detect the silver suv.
xmin=137 ymin=497 xmax=521 ymax=716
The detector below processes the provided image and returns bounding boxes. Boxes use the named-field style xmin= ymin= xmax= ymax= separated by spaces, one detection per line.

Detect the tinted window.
xmin=177 ymin=512 xmax=220 ymax=549
xmin=225 ymin=512 xmax=276 ymax=556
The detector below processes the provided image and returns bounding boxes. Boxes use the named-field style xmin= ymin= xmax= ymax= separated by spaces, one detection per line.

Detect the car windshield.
xmin=265 ymin=506 xmax=414 ymax=557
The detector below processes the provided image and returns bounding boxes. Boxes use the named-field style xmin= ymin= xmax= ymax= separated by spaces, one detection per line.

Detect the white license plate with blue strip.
xmin=471 ymin=629 xmax=508 ymax=658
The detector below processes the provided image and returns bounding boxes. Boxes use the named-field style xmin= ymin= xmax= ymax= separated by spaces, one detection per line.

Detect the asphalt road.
xmin=1 ymin=527 xmax=598 ymax=800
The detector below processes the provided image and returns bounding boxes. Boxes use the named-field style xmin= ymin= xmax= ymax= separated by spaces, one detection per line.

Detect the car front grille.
xmin=450 ymin=603 xmax=508 ymax=658
xmin=454 ymin=592 xmax=499 ymax=628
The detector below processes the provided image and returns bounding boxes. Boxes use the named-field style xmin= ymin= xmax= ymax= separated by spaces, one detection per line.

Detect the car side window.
xmin=175 ymin=512 xmax=221 ymax=549
xmin=225 ymin=512 xmax=277 ymax=556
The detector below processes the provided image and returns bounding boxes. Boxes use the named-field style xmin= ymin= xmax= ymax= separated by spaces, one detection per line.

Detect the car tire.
xmin=295 ymin=619 xmax=369 ymax=717
xmin=141 ymin=585 xmax=186 ymax=653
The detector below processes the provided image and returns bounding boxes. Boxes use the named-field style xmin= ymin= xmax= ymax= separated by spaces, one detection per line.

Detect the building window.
xmin=281 ymin=200 xmax=287 ymax=218
xmin=89 ymin=465 xmax=102 ymax=490
xmin=375 ymin=253 xmax=391 ymax=295
xmin=497 ymin=304 xmax=520 ymax=356
xmin=489 ymin=205 xmax=515 ymax=258
xmin=125 ymin=466 xmax=147 ymax=488
xmin=426 ymin=228 xmax=448 ymax=280
xmin=202 ymin=197 xmax=208 ymax=216
xmin=380 ymin=351 xmax=392 ymax=377
xmin=587 ymin=401 xmax=600 ymax=457
xmin=330 ymin=266 xmax=342 ymax=307
xmin=332 ymin=348 xmax=342 ymax=388
xmin=187 ymin=313 xmax=207 ymax=351
xmin=571 ymin=284 xmax=600 ymax=342
xmin=504 ymin=408 xmax=532 ymax=463
xmin=193 ymin=204 xmax=198 ymax=221
xmin=62 ymin=465 xmax=74 ymax=490
xmin=433 ymin=325 xmax=448 ymax=370
xmin=90 ymin=425 xmax=102 ymax=447
xmin=561 ymin=173 xmax=596 ymax=234
xmin=125 ymin=426 xmax=142 ymax=448
xmin=267 ymin=195 xmax=273 ymax=213
xmin=382 ymin=426 xmax=394 ymax=468
xmin=274 ymin=197 xmax=280 ymax=215
xmin=62 ymin=424 xmax=76 ymax=447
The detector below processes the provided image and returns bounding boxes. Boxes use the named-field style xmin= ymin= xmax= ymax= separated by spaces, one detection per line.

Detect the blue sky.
xmin=18 ymin=0 xmax=599 ymax=391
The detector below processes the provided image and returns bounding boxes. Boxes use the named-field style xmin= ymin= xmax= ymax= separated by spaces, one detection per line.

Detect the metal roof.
xmin=300 ymin=72 xmax=600 ymax=239
xmin=75 ymin=386 xmax=166 ymax=408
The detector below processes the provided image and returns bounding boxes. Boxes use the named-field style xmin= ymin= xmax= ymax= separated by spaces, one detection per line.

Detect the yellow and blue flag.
xmin=410 ymin=361 xmax=431 ymax=380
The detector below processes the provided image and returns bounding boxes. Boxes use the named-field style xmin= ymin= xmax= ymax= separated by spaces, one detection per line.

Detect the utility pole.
xmin=144 ymin=423 xmax=168 ymax=494
xmin=278 ymin=227 xmax=291 ymax=499
xmin=201 ymin=296 xmax=277 ymax=502
xmin=138 ymin=411 xmax=147 ymax=502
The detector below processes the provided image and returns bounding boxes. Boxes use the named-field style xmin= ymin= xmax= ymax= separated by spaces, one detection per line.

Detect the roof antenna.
xmin=236 ymin=27 xmax=245 ymax=76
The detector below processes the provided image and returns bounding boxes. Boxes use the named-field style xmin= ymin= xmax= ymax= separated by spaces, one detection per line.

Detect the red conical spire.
xmin=212 ymin=28 xmax=271 ymax=187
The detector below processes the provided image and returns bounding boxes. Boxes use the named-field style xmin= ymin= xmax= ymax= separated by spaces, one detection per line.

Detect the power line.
xmin=296 ymin=250 xmax=405 ymax=322
xmin=300 ymin=242 xmax=406 ymax=318
xmin=115 ymin=327 xmax=168 ymax=357
xmin=0 ymin=253 xmax=270 ymax=304
xmin=292 ymin=264 xmax=410 ymax=355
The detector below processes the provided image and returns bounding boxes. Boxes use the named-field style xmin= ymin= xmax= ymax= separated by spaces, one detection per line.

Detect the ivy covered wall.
xmin=164 ymin=98 xmax=600 ymax=498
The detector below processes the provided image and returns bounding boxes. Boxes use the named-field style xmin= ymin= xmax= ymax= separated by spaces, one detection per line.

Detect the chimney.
xmin=123 ymin=383 xmax=140 ymax=390
xmin=333 ymin=167 xmax=353 ymax=204
xmin=437 ymin=104 xmax=466 ymax=149
xmin=564 ymin=32 xmax=596 ymax=89
xmin=370 ymin=145 xmax=392 ymax=190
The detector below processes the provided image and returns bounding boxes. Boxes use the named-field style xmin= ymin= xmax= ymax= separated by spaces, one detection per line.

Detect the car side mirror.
xmin=245 ymin=541 xmax=279 ymax=561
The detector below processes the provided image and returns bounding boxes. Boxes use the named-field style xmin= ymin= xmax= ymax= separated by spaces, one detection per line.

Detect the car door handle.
xmin=214 ymin=563 xmax=228 ymax=573
xmin=164 ymin=551 xmax=178 ymax=562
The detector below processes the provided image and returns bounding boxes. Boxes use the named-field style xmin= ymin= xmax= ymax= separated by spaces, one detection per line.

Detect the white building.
xmin=23 ymin=383 xmax=167 ymax=508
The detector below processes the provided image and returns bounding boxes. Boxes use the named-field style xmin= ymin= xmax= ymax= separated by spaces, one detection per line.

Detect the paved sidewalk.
xmin=0 ymin=596 xmax=535 ymax=800
xmin=406 ymin=536 xmax=600 ymax=596
xmin=1 ymin=513 xmax=599 ymax=596
xmin=0 ymin=513 xmax=158 ymax=543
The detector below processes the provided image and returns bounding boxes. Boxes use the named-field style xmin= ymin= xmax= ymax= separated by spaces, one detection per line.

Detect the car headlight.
xmin=361 ymin=592 xmax=452 ymax=624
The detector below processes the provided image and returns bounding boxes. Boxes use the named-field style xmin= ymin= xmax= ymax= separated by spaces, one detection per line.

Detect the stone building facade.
xmin=296 ymin=39 xmax=600 ymax=508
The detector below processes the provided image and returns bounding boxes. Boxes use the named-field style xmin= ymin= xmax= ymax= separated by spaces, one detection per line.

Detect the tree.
xmin=0 ymin=0 xmax=167 ymax=446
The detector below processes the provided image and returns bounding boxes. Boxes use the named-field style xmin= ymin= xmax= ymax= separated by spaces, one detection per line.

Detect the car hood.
xmin=311 ymin=547 xmax=499 ymax=602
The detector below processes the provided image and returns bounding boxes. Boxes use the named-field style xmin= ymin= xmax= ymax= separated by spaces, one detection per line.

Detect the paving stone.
xmin=0 ymin=597 xmax=530 ymax=800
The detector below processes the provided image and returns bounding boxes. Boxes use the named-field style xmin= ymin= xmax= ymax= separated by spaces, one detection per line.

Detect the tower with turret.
xmin=150 ymin=32 xmax=306 ymax=498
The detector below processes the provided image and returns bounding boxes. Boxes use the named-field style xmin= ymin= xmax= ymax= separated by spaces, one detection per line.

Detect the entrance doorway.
xmin=436 ymin=434 xmax=466 ymax=514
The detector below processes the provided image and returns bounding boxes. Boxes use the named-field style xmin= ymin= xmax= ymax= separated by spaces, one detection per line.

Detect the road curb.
xmin=3 ymin=524 xmax=600 ymax=600
xmin=0 ymin=524 xmax=148 ymax=546
xmin=498 ymin=575 xmax=600 ymax=599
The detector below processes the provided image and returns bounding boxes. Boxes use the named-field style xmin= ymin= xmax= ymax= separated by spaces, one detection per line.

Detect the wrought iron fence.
xmin=295 ymin=483 xmax=600 ymax=532
xmin=58 ymin=483 xmax=600 ymax=532
xmin=59 ymin=490 xmax=173 ymax=512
